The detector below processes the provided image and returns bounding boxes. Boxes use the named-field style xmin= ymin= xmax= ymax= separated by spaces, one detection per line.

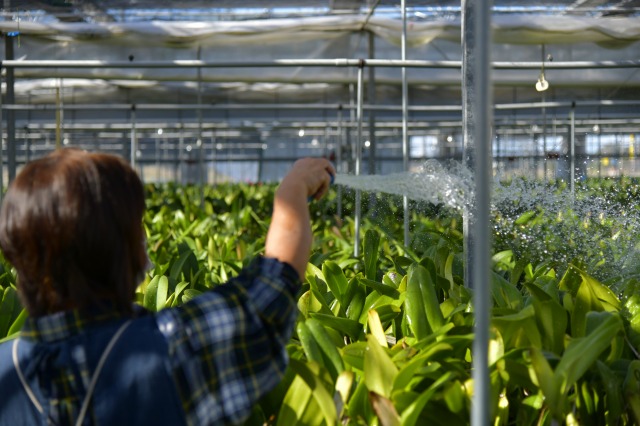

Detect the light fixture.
xmin=535 ymin=73 xmax=549 ymax=92
xmin=298 ymin=129 xmax=305 ymax=137
xmin=536 ymin=49 xmax=551 ymax=92
xmin=311 ymin=138 xmax=319 ymax=146
xmin=364 ymin=140 xmax=371 ymax=148
xmin=593 ymin=124 xmax=600 ymax=133
xmin=446 ymin=135 xmax=453 ymax=143
xmin=157 ymin=128 xmax=163 ymax=135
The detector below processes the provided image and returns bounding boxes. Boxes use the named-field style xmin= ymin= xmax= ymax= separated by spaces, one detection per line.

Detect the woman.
xmin=0 ymin=148 xmax=335 ymax=425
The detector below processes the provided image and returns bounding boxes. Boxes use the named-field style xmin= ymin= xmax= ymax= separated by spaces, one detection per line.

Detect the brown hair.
xmin=0 ymin=148 xmax=146 ymax=317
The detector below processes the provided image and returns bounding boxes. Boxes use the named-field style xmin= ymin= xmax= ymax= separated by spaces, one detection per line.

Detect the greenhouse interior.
xmin=1 ymin=0 xmax=640 ymax=425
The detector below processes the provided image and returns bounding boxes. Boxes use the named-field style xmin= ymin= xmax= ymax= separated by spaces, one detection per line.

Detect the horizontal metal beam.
xmin=4 ymin=99 xmax=640 ymax=112
xmin=3 ymin=59 xmax=640 ymax=69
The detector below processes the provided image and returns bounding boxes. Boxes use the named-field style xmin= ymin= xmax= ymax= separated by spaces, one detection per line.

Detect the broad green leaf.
xmin=297 ymin=321 xmax=323 ymax=364
xmin=358 ymin=278 xmax=401 ymax=299
xmin=492 ymin=305 xmax=542 ymax=349
xmin=571 ymin=275 xmax=602 ymax=338
xmin=336 ymin=371 xmax=354 ymax=404
xmin=309 ymin=313 xmax=361 ymax=341
xmin=555 ymin=312 xmax=623 ymax=394
xmin=511 ymin=257 xmax=530 ymax=287
xmin=374 ymin=304 xmax=402 ymax=325
xmin=181 ymin=288 xmax=202 ymax=303
xmin=364 ymin=229 xmax=381 ymax=281
xmin=514 ymin=210 xmax=537 ymax=225
xmin=341 ymin=341 xmax=367 ymax=371
xmin=399 ymin=371 xmax=454 ymax=426
xmin=322 ymin=261 xmax=348 ymax=307
xmin=576 ymin=268 xmax=620 ymax=311
xmin=367 ymin=309 xmax=387 ymax=347
xmin=156 ymin=276 xmax=169 ymax=311
xmin=144 ymin=275 xmax=160 ymax=311
xmin=596 ymin=361 xmax=624 ymax=423
xmin=405 ymin=267 xmax=430 ymax=339
xmin=529 ymin=348 xmax=558 ymax=413
xmin=526 ymin=283 xmax=567 ymax=354
xmin=7 ymin=308 xmax=27 ymax=336
xmin=345 ymin=285 xmax=365 ymax=322
xmin=277 ymin=359 xmax=336 ymax=426
xmin=0 ymin=287 xmax=22 ymax=337
xmin=170 ymin=248 xmax=199 ymax=282
xmin=171 ymin=281 xmax=189 ymax=307
xmin=290 ymin=360 xmax=337 ymax=425
xmin=442 ymin=381 xmax=466 ymax=413
xmin=306 ymin=318 xmax=345 ymax=380
xmin=492 ymin=272 xmax=523 ymax=310
xmin=364 ymin=334 xmax=398 ymax=398
xmin=624 ymin=360 xmax=640 ymax=424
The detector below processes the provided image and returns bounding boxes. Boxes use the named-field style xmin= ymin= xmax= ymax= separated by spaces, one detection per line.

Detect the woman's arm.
xmin=265 ymin=158 xmax=335 ymax=279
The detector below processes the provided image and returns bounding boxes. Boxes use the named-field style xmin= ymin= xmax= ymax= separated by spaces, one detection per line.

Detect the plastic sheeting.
xmin=1 ymin=15 xmax=640 ymax=48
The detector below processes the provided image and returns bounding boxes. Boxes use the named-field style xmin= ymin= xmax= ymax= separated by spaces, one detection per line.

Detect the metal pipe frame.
xmin=471 ymin=0 xmax=493 ymax=425
xmin=570 ymin=103 xmax=576 ymax=195
xmin=130 ymin=106 xmax=137 ymax=168
xmin=354 ymin=63 xmax=364 ymax=258
xmin=3 ymin=59 xmax=640 ymax=70
xmin=401 ymin=0 xmax=410 ymax=248
xmin=4 ymin=99 xmax=640 ymax=112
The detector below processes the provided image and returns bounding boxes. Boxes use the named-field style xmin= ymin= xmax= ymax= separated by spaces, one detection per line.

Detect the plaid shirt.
xmin=5 ymin=256 xmax=299 ymax=426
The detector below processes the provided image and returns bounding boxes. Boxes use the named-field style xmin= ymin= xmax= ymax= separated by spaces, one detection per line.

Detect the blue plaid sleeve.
xmin=155 ymin=256 xmax=300 ymax=425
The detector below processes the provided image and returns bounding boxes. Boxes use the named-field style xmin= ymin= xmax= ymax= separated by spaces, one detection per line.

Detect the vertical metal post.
xmin=367 ymin=31 xmax=376 ymax=176
xmin=462 ymin=0 xmax=476 ymax=289
xmin=354 ymin=62 xmax=364 ymax=258
xmin=197 ymin=46 xmax=205 ymax=206
xmin=337 ymin=105 xmax=344 ymax=218
xmin=155 ymin=137 xmax=160 ymax=182
xmin=543 ymin=93 xmax=547 ymax=181
xmin=5 ymin=35 xmax=16 ymax=181
xmin=55 ymin=85 xmax=61 ymax=149
xmin=471 ymin=0 xmax=493 ymax=426
xmin=130 ymin=105 xmax=137 ymax=169
xmin=178 ymin=123 xmax=184 ymax=182
xmin=212 ymin=135 xmax=217 ymax=185
xmin=570 ymin=102 xmax=575 ymax=195
xmin=401 ymin=0 xmax=410 ymax=247
xmin=541 ymin=46 xmax=547 ymax=181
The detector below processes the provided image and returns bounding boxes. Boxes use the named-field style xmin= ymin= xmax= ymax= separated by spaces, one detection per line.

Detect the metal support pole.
xmin=212 ymin=135 xmax=217 ymax=185
xmin=130 ymin=105 xmax=137 ymax=169
xmin=337 ymin=105 xmax=343 ymax=218
xmin=59 ymin=78 xmax=64 ymax=147
xmin=354 ymin=62 xmax=364 ymax=258
xmin=178 ymin=123 xmax=184 ymax=183
xmin=367 ymin=31 xmax=376 ymax=176
xmin=471 ymin=0 xmax=493 ymax=425
xmin=4 ymin=58 xmax=640 ymax=70
xmin=5 ymin=35 xmax=16 ymax=181
xmin=543 ymin=92 xmax=547 ymax=181
xmin=55 ymin=85 xmax=61 ymax=149
xmin=570 ymin=102 xmax=575 ymax=195
xmin=401 ymin=0 xmax=410 ymax=247
xmin=462 ymin=0 xmax=476 ymax=290
xmin=197 ymin=46 xmax=205 ymax=207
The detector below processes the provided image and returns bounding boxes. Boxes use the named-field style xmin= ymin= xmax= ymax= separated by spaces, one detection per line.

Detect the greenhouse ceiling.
xmin=1 ymin=0 xmax=639 ymax=157
xmin=9 ymin=0 xmax=640 ymax=22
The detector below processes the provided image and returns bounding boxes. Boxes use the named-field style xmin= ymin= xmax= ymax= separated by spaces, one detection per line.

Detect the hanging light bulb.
xmin=536 ymin=48 xmax=550 ymax=92
xmin=536 ymin=72 xmax=549 ymax=92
